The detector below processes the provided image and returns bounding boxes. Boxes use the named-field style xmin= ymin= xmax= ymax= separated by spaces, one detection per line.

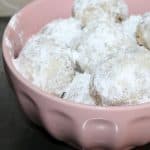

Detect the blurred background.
xmin=0 ymin=0 xmax=32 ymax=16
xmin=0 ymin=0 xmax=150 ymax=150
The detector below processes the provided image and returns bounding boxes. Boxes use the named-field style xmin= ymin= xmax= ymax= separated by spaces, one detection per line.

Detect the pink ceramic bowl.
xmin=2 ymin=0 xmax=150 ymax=149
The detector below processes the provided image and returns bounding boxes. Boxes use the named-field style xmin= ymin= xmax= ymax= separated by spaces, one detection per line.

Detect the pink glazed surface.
xmin=2 ymin=0 xmax=150 ymax=149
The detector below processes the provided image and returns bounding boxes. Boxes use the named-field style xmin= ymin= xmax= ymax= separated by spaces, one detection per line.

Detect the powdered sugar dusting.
xmin=13 ymin=0 xmax=150 ymax=106
xmin=92 ymin=51 xmax=150 ymax=106
xmin=73 ymin=0 xmax=128 ymax=26
xmin=64 ymin=73 xmax=95 ymax=105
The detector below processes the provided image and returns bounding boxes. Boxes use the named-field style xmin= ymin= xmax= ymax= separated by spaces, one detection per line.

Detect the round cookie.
xmin=136 ymin=13 xmax=150 ymax=50
xmin=13 ymin=34 xmax=75 ymax=97
xmin=91 ymin=51 xmax=150 ymax=106
xmin=73 ymin=0 xmax=128 ymax=26
xmin=63 ymin=73 xmax=95 ymax=105
xmin=40 ymin=17 xmax=82 ymax=49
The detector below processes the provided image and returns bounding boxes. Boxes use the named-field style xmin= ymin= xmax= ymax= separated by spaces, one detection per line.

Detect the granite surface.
xmin=0 ymin=18 xmax=150 ymax=150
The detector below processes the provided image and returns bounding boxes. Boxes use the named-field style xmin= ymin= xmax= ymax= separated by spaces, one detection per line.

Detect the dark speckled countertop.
xmin=0 ymin=17 xmax=150 ymax=150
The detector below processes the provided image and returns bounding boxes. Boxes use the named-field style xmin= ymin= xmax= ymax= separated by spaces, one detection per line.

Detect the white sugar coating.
xmin=63 ymin=73 xmax=95 ymax=105
xmin=122 ymin=15 xmax=142 ymax=43
xmin=14 ymin=53 xmax=75 ymax=97
xmin=13 ymin=34 xmax=75 ymax=97
xmin=136 ymin=12 xmax=150 ymax=50
xmin=73 ymin=0 xmax=128 ymax=26
xmin=77 ymin=21 xmax=139 ymax=73
xmin=13 ymin=0 xmax=150 ymax=106
xmin=34 ymin=54 xmax=75 ymax=97
xmin=91 ymin=51 xmax=150 ymax=106
xmin=13 ymin=33 xmax=74 ymax=68
xmin=40 ymin=17 xmax=82 ymax=49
